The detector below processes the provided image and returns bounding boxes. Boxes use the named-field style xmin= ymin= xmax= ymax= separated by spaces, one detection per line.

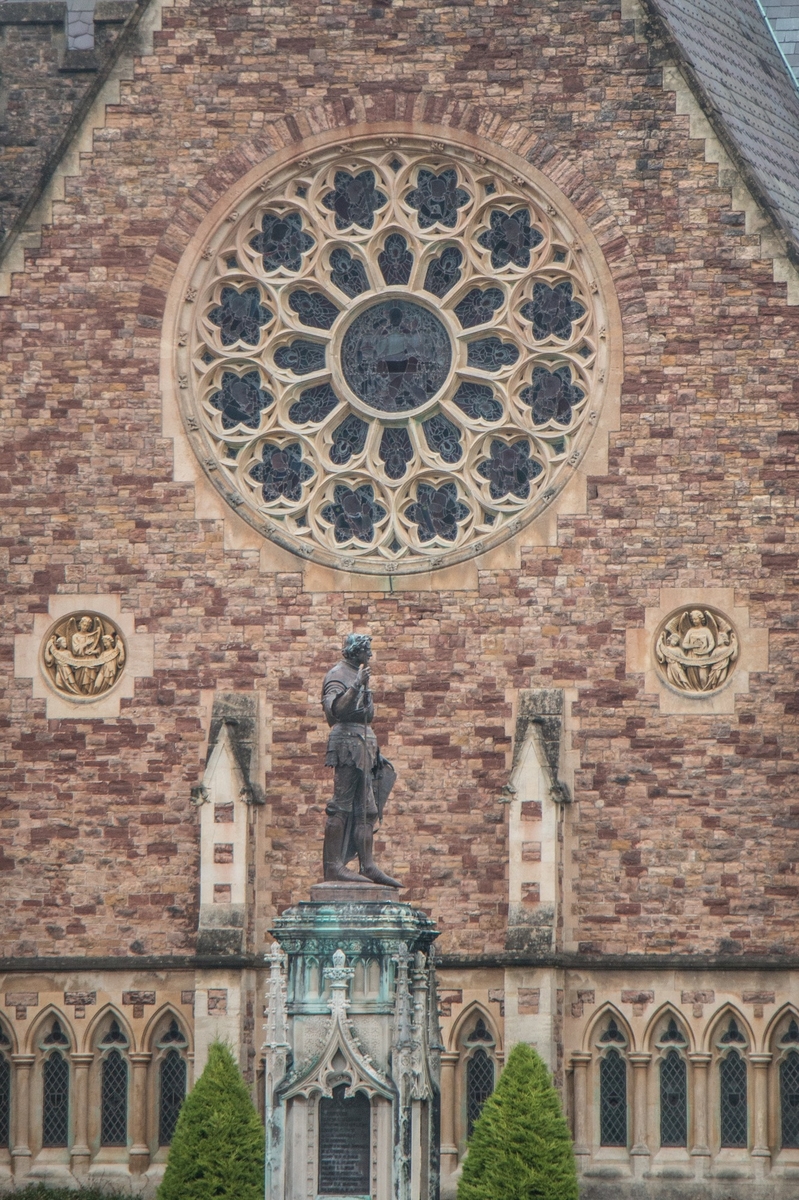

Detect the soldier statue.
xmin=321 ymin=633 xmax=401 ymax=888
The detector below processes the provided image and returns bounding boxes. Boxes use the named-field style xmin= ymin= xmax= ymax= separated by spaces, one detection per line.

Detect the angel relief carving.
xmin=41 ymin=613 xmax=126 ymax=699
xmin=655 ymin=607 xmax=738 ymax=695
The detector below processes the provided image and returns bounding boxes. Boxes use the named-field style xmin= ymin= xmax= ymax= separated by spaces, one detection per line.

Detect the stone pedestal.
xmin=264 ymin=893 xmax=441 ymax=1200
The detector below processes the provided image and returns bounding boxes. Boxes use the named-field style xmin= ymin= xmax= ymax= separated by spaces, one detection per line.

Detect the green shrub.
xmin=157 ymin=1040 xmax=264 ymax=1200
xmin=7 ymin=1191 xmax=130 ymax=1199
xmin=457 ymin=1041 xmax=578 ymax=1200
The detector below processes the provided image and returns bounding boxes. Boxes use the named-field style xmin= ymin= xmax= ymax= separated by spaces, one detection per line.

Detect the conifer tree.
xmin=458 ymin=1041 xmax=578 ymax=1200
xmin=157 ymin=1040 xmax=264 ymax=1200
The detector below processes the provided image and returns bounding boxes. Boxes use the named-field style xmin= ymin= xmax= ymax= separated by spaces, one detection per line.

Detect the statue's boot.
xmin=323 ymin=814 xmax=371 ymax=883
xmin=354 ymin=822 xmax=403 ymax=888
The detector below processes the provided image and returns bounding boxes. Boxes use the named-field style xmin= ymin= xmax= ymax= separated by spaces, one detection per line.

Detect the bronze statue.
xmin=321 ymin=633 xmax=401 ymax=888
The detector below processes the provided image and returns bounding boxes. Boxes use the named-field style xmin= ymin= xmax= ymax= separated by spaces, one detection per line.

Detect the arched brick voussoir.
xmin=135 ymin=99 xmax=646 ymax=341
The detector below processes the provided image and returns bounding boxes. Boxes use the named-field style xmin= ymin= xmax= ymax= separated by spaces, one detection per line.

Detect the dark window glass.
xmin=274 ymin=340 xmax=326 ymax=375
xmin=208 ymin=286 xmax=272 ymax=346
xmin=322 ymin=169 xmax=387 ymax=230
xmin=720 ymin=1019 xmax=746 ymax=1045
xmin=477 ymin=208 xmax=542 ymax=269
xmin=466 ymin=337 xmax=519 ymax=372
xmin=661 ymin=1018 xmax=686 ymax=1045
xmin=321 ymin=484 xmax=386 ymax=544
xmin=289 ymin=291 xmax=340 ymax=330
xmin=101 ymin=1050 xmax=128 ymax=1146
xmin=329 ymin=248 xmax=369 ymax=298
xmin=422 ymin=414 xmax=462 ymax=464
xmin=209 ymin=370 xmax=273 ymax=430
xmin=406 ymin=482 xmax=469 ymax=543
xmin=318 ymin=1084 xmax=370 ymax=1195
xmin=378 ymin=427 xmax=414 ymax=480
xmin=288 ymin=383 xmax=340 ymax=426
xmin=467 ymin=1018 xmax=493 ymax=1044
xmin=720 ymin=1051 xmax=747 ymax=1147
xmin=330 ymin=414 xmax=368 ymax=465
xmin=452 ymin=382 xmax=503 ymax=422
xmin=520 ymin=365 xmax=584 ymax=427
xmin=477 ymin=440 xmax=542 ymax=500
xmin=378 ymin=233 xmax=414 ymax=285
xmin=424 ymin=246 xmax=463 ymax=298
xmin=42 ymin=1052 xmax=69 ymax=1147
xmin=454 ymin=287 xmax=503 ymax=329
xmin=249 ymin=442 xmax=314 ymax=502
xmin=599 ymin=1019 xmax=625 ymax=1045
xmin=600 ymin=1050 xmax=627 ymax=1146
xmin=781 ymin=1051 xmax=799 ymax=1148
xmin=43 ymin=1020 xmax=69 ymax=1046
xmin=160 ymin=1020 xmax=187 ymax=1046
xmin=0 ymin=1054 xmax=9 ymax=1150
xmin=520 ymin=281 xmax=585 ymax=341
xmin=250 ymin=211 xmax=315 ymax=272
xmin=101 ymin=1020 xmax=128 ymax=1046
xmin=159 ymin=1050 xmax=186 ymax=1146
xmin=784 ymin=1019 xmax=799 ymax=1044
xmin=406 ymin=169 xmax=470 ymax=229
xmin=467 ymin=1049 xmax=494 ymax=1137
xmin=660 ymin=1050 xmax=687 ymax=1147
xmin=341 ymin=300 xmax=451 ymax=413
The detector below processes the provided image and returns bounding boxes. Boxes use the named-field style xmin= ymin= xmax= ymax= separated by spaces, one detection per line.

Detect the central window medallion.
xmin=177 ymin=134 xmax=612 ymax=573
xmin=341 ymin=299 xmax=452 ymax=412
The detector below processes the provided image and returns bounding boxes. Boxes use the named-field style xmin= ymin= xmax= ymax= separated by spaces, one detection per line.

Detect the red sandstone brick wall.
xmin=1 ymin=0 xmax=798 ymax=960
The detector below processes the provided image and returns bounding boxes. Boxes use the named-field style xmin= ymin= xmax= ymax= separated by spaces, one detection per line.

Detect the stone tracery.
xmin=179 ymin=136 xmax=609 ymax=572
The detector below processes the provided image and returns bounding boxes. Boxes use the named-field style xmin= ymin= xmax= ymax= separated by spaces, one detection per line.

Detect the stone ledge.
xmin=60 ymin=47 xmax=99 ymax=70
xmin=0 ymin=1 xmax=65 ymax=23
xmin=94 ymin=0 xmax=135 ymax=19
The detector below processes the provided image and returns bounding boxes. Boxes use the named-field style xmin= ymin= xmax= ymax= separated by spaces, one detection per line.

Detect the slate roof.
xmin=762 ymin=1 xmax=799 ymax=79
xmin=646 ymin=0 xmax=799 ymax=253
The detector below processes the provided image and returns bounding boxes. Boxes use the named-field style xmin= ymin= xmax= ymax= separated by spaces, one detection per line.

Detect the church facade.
xmin=2 ymin=0 xmax=799 ymax=1194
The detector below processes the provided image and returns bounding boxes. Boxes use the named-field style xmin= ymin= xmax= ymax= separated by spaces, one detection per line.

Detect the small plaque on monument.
xmin=318 ymin=1085 xmax=371 ymax=1195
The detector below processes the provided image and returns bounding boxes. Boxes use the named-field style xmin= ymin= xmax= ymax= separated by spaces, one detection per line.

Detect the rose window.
xmin=177 ymin=136 xmax=612 ymax=574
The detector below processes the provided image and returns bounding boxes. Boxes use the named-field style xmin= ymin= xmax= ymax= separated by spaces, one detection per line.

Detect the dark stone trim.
xmin=0 ymin=955 xmax=261 ymax=973
xmin=438 ymin=952 xmax=799 ymax=972
xmin=0 ymin=2 xmax=66 ymax=24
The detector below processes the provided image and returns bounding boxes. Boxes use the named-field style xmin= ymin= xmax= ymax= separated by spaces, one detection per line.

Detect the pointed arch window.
xmin=720 ymin=1050 xmax=747 ymax=1147
xmin=466 ymin=1049 xmax=494 ymax=1138
xmin=660 ymin=1050 xmax=687 ymax=1147
xmin=600 ymin=1049 xmax=627 ymax=1146
xmin=0 ymin=1025 xmax=10 ymax=1150
xmin=101 ymin=1051 xmax=128 ymax=1146
xmin=42 ymin=1051 xmax=69 ymax=1147
xmin=159 ymin=1049 xmax=187 ymax=1146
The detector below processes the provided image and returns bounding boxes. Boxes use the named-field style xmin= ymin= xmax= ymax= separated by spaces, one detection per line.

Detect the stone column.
xmin=570 ymin=1052 xmax=592 ymax=1171
xmin=688 ymin=1052 xmax=712 ymax=1176
xmin=750 ymin=1053 xmax=772 ymax=1178
xmin=70 ymin=1052 xmax=94 ymax=1178
xmin=628 ymin=1052 xmax=651 ymax=1177
xmin=128 ymin=1052 xmax=152 ymax=1175
xmin=439 ymin=1052 xmax=459 ymax=1181
xmin=10 ymin=1054 xmax=34 ymax=1180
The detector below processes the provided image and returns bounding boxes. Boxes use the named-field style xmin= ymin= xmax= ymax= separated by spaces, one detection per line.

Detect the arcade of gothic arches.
xmin=2 ymin=0 xmax=799 ymax=1195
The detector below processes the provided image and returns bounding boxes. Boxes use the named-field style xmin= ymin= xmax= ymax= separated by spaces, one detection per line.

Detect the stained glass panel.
xmin=406 ymin=168 xmax=470 ymax=229
xmin=600 ymin=1050 xmax=627 ymax=1146
xmin=467 ymin=1049 xmax=494 ymax=1138
xmin=341 ymin=300 xmax=451 ymax=412
xmin=209 ymin=370 xmax=273 ymax=430
xmin=289 ymin=291 xmax=340 ymax=330
xmin=323 ymin=169 xmax=387 ymax=230
xmin=477 ymin=440 xmax=542 ymax=500
xmin=101 ymin=1050 xmax=128 ymax=1146
xmin=520 ymin=365 xmax=584 ymax=427
xmin=781 ymin=1051 xmax=799 ymax=1148
xmin=454 ymin=287 xmax=504 ymax=329
xmin=424 ymin=246 xmax=463 ymax=298
xmin=720 ymin=1051 xmax=747 ymax=1147
xmin=288 ymin=383 xmax=340 ymax=426
xmin=159 ymin=1050 xmax=186 ymax=1146
xmin=330 ymin=414 xmax=368 ymax=465
xmin=407 ymin=481 xmax=469 ymax=543
xmin=321 ymin=484 xmax=386 ymax=544
xmin=250 ymin=211 xmax=315 ymax=272
xmin=423 ymin=413 xmax=462 ymax=463
xmin=208 ymin=286 xmax=272 ymax=346
xmin=379 ymin=426 xmax=414 ymax=479
xmin=452 ymin=382 xmax=503 ymax=422
xmin=250 ymin=442 xmax=314 ymax=502
xmin=42 ymin=1052 xmax=69 ymax=1147
xmin=274 ymin=340 xmax=326 ymax=375
xmin=520 ymin=280 xmax=585 ymax=341
xmin=378 ymin=233 xmax=413 ymax=286
xmin=0 ymin=1054 xmax=9 ymax=1150
xmin=477 ymin=208 xmax=542 ymax=269
xmin=660 ymin=1050 xmax=687 ymax=1147
xmin=466 ymin=337 xmax=519 ymax=371
xmin=329 ymin=248 xmax=369 ymax=298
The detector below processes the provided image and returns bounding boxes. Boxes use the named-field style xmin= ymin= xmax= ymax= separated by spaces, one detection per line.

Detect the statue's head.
xmin=342 ymin=633 xmax=372 ymax=665
xmin=78 ymin=616 xmax=93 ymax=632
xmin=689 ymin=609 xmax=705 ymax=626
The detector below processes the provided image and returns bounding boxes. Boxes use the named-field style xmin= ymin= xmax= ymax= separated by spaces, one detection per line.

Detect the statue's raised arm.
xmin=320 ymin=633 xmax=400 ymax=888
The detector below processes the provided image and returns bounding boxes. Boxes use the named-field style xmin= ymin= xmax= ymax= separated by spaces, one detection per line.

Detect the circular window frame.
xmin=168 ymin=125 xmax=621 ymax=575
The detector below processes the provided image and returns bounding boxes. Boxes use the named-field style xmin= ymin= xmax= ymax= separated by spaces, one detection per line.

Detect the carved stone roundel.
xmin=654 ymin=606 xmax=739 ymax=695
xmin=176 ymin=134 xmax=612 ymax=574
xmin=41 ymin=612 xmax=126 ymax=701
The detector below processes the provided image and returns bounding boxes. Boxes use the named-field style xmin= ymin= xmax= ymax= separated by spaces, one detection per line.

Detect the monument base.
xmin=264 ymin=895 xmax=441 ymax=1200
